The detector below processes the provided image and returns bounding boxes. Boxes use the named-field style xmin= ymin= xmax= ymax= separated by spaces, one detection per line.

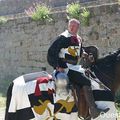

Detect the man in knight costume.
xmin=47 ymin=18 xmax=109 ymax=119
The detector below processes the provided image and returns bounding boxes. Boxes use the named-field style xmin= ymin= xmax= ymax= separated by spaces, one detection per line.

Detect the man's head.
xmin=68 ymin=18 xmax=80 ymax=35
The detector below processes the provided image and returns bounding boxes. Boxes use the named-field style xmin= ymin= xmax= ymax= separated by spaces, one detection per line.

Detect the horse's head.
xmin=81 ymin=46 xmax=99 ymax=68
xmin=83 ymin=46 xmax=99 ymax=61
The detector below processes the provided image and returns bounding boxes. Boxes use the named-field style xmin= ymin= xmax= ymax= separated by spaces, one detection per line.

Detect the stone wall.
xmin=0 ymin=2 xmax=119 ymax=94
xmin=0 ymin=0 xmax=117 ymax=15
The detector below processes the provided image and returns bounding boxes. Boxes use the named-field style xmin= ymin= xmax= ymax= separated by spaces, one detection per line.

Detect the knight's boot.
xmin=83 ymin=86 xmax=110 ymax=119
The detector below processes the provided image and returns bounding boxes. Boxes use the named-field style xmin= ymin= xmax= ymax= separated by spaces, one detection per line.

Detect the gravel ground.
xmin=0 ymin=107 xmax=5 ymax=120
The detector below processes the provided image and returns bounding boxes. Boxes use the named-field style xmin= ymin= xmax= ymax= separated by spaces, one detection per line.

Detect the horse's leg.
xmin=72 ymin=85 xmax=78 ymax=108
xmin=77 ymin=88 xmax=90 ymax=119
xmin=5 ymin=83 xmax=14 ymax=120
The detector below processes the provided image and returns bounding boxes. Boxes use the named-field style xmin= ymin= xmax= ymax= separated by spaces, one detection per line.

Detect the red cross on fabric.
xmin=34 ymin=75 xmax=53 ymax=96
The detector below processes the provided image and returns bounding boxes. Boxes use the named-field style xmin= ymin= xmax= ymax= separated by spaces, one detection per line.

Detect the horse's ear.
xmin=116 ymin=48 xmax=120 ymax=61
xmin=117 ymin=54 xmax=120 ymax=61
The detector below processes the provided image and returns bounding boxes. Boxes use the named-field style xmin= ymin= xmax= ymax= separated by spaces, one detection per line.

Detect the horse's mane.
xmin=92 ymin=49 xmax=120 ymax=87
xmin=96 ymin=48 xmax=120 ymax=64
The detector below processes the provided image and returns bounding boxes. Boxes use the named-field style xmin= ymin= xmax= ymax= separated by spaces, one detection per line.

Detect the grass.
xmin=0 ymin=79 xmax=11 ymax=97
xmin=0 ymin=95 xmax=6 ymax=108
xmin=116 ymin=102 xmax=120 ymax=119
xmin=0 ymin=16 xmax=7 ymax=25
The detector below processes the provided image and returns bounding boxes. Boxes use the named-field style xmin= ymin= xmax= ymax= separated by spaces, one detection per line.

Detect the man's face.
xmin=69 ymin=23 xmax=79 ymax=35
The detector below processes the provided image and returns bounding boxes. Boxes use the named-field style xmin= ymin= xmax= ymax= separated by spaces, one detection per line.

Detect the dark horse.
xmin=5 ymin=46 xmax=120 ymax=120
xmin=77 ymin=46 xmax=120 ymax=120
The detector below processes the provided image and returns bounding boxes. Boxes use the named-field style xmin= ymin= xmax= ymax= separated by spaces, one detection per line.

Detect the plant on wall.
xmin=66 ymin=2 xmax=90 ymax=26
xmin=66 ymin=3 xmax=81 ymax=20
xmin=0 ymin=17 xmax=7 ymax=25
xmin=81 ymin=8 xmax=90 ymax=26
xmin=25 ymin=3 xmax=52 ymax=22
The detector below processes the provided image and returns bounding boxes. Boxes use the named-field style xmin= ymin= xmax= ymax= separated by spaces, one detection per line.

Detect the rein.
xmin=87 ymin=68 xmax=111 ymax=91
xmin=92 ymin=64 xmax=116 ymax=91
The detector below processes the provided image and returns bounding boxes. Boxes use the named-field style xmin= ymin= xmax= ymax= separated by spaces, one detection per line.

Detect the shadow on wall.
xmin=0 ymin=75 xmax=15 ymax=97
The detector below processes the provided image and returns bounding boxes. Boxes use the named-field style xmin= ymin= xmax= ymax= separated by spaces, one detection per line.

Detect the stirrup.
xmin=78 ymin=115 xmax=84 ymax=120
xmin=78 ymin=115 xmax=91 ymax=120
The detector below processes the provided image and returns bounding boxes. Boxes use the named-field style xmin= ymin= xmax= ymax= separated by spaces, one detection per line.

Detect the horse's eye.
xmin=89 ymin=53 xmax=93 ymax=55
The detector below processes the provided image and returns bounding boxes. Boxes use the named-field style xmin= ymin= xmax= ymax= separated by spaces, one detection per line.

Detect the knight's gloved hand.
xmin=56 ymin=67 xmax=65 ymax=72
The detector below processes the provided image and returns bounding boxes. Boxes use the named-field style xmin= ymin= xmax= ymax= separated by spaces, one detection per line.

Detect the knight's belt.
xmin=61 ymin=54 xmax=79 ymax=65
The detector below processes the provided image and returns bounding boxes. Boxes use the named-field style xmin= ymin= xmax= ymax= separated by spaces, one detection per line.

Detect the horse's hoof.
xmin=100 ymin=107 xmax=110 ymax=114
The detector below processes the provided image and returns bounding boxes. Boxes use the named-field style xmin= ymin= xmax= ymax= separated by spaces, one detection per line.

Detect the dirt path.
xmin=0 ymin=107 xmax=119 ymax=120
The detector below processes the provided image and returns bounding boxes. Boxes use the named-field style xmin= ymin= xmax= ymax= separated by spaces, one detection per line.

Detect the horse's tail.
xmin=5 ymin=82 xmax=14 ymax=120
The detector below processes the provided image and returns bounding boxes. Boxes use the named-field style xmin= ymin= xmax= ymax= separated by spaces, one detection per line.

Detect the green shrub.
xmin=66 ymin=3 xmax=80 ymax=20
xmin=0 ymin=95 xmax=6 ymax=107
xmin=0 ymin=17 xmax=7 ymax=25
xmin=66 ymin=3 xmax=90 ymax=26
xmin=25 ymin=3 xmax=52 ymax=22
xmin=81 ymin=8 xmax=90 ymax=26
xmin=115 ymin=89 xmax=120 ymax=103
